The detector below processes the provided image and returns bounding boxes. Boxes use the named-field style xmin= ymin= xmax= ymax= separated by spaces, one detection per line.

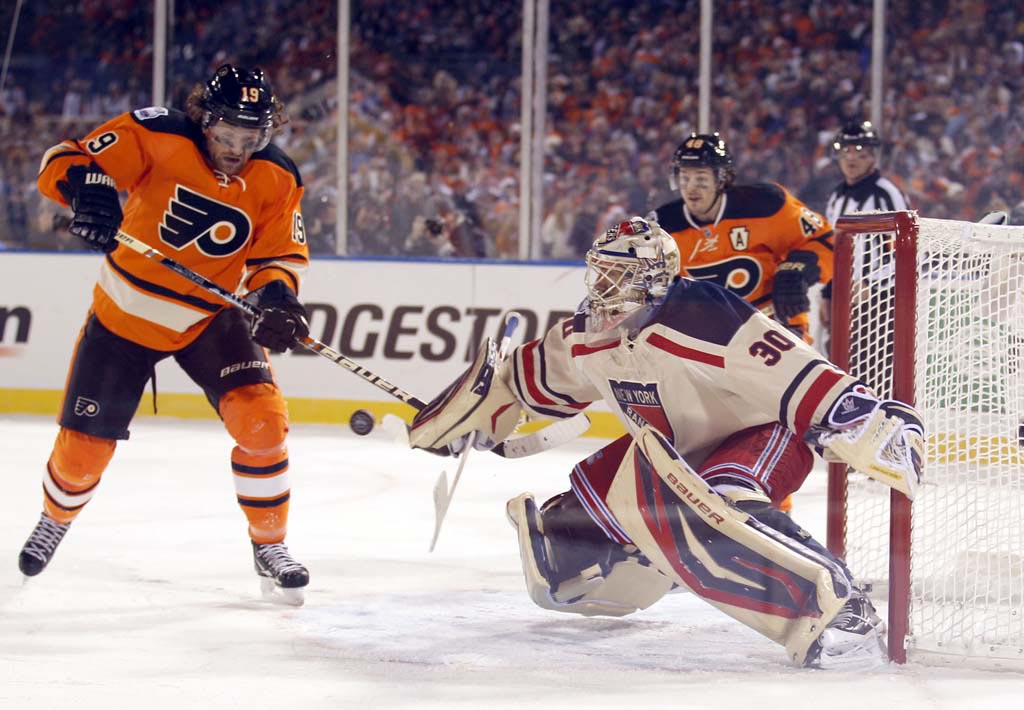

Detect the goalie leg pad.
xmin=603 ymin=426 xmax=854 ymax=666
xmin=410 ymin=336 xmax=521 ymax=451
xmin=506 ymin=491 xmax=673 ymax=617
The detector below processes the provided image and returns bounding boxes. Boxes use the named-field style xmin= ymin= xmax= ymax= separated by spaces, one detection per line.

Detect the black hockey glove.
xmin=772 ymin=250 xmax=821 ymax=322
xmin=249 ymin=280 xmax=310 ymax=353
xmin=56 ymin=162 xmax=122 ymax=253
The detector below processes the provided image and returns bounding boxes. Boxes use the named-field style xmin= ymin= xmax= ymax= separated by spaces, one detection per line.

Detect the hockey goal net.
xmin=829 ymin=211 xmax=1024 ymax=665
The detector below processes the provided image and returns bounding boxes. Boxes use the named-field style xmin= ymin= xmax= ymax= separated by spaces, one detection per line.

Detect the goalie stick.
xmin=113 ymin=231 xmax=589 ymax=459
xmin=429 ymin=311 xmax=521 ymax=552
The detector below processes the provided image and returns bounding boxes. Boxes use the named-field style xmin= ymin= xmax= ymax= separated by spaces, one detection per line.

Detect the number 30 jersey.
xmin=654 ymin=183 xmax=833 ymax=318
xmin=506 ymin=278 xmax=859 ymax=467
xmin=37 ymin=107 xmax=308 ymax=351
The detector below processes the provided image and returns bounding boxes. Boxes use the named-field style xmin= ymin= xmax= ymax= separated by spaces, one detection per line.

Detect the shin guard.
xmin=44 ymin=428 xmax=116 ymax=524
xmin=221 ymin=383 xmax=291 ymax=543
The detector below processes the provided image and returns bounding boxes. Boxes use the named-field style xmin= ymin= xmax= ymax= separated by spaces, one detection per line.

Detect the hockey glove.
xmin=409 ymin=336 xmax=522 ymax=454
xmin=249 ymin=280 xmax=310 ymax=353
xmin=772 ymin=250 xmax=821 ymax=322
xmin=805 ymin=387 xmax=924 ymax=500
xmin=56 ymin=162 xmax=123 ymax=253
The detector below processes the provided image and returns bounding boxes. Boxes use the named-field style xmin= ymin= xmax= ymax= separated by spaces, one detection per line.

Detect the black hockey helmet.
xmin=672 ymin=132 xmax=735 ymax=189
xmin=202 ymin=64 xmax=276 ymax=132
xmin=832 ymin=120 xmax=881 ymax=153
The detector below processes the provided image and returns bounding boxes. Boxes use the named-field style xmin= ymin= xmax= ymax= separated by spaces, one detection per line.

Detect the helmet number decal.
xmin=242 ymin=87 xmax=261 ymax=103
xmin=684 ymin=137 xmax=705 ymax=149
xmin=159 ymin=185 xmax=252 ymax=257
xmin=86 ymin=132 xmax=118 ymax=155
xmin=685 ymin=256 xmax=762 ymax=298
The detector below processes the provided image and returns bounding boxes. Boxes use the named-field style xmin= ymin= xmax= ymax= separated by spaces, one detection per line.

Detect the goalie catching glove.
xmin=806 ymin=387 xmax=924 ymax=500
xmin=409 ymin=336 xmax=523 ymax=454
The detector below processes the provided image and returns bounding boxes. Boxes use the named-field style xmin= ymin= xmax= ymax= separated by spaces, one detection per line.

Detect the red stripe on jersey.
xmin=570 ymin=341 xmax=618 ymax=358
xmin=794 ymin=368 xmax=845 ymax=435
xmin=520 ymin=340 xmax=556 ymax=405
xmin=645 ymin=332 xmax=725 ymax=368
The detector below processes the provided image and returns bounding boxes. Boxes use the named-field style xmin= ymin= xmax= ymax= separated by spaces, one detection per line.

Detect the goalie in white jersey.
xmin=409 ymin=217 xmax=924 ymax=669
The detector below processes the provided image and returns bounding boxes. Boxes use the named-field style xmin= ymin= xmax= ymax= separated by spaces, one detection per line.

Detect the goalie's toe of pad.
xmin=805 ymin=594 xmax=886 ymax=669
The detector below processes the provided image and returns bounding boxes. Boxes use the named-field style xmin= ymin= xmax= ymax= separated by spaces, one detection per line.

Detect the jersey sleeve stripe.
xmin=793 ymin=368 xmax=846 ymax=435
xmin=778 ymin=359 xmax=825 ymax=426
xmin=534 ymin=340 xmax=588 ymax=407
xmin=39 ymin=141 xmax=87 ymax=173
xmin=246 ymin=253 xmax=309 ymax=266
xmin=570 ymin=340 xmax=618 ymax=357
xmin=645 ymin=332 xmax=725 ymax=368
xmin=246 ymin=265 xmax=299 ymax=293
xmin=509 ymin=352 xmax=583 ymax=420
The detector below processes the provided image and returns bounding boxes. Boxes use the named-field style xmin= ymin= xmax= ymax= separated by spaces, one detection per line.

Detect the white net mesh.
xmin=840 ymin=216 xmax=1024 ymax=660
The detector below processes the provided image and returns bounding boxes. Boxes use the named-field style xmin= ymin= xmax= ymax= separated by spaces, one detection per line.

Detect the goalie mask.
xmin=585 ymin=217 xmax=679 ymax=333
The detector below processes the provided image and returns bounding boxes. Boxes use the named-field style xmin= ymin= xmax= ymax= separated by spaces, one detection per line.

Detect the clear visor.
xmin=206 ymin=119 xmax=271 ymax=154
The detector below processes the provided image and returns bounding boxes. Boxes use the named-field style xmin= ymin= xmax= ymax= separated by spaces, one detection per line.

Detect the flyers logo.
xmin=686 ymin=256 xmax=762 ymax=298
xmin=160 ymin=186 xmax=253 ymax=257
xmin=74 ymin=397 xmax=100 ymax=417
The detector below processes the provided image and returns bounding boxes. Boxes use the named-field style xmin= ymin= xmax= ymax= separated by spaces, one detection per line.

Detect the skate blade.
xmin=259 ymin=576 xmax=305 ymax=607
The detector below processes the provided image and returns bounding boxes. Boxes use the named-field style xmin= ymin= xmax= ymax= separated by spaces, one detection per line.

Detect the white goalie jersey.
xmin=506 ymin=277 xmax=862 ymax=467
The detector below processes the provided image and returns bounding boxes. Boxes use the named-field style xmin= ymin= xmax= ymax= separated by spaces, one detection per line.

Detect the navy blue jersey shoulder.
xmin=654 ymin=198 xmax=687 ymax=232
xmin=252 ymin=144 xmax=303 ymax=187
xmin=721 ymin=183 xmax=787 ymax=220
xmin=129 ymin=108 xmax=199 ymax=140
xmin=648 ymin=277 xmax=757 ymax=346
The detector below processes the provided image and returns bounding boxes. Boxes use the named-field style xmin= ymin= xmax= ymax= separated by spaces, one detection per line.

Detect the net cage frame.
xmin=828 ymin=210 xmax=1024 ymax=666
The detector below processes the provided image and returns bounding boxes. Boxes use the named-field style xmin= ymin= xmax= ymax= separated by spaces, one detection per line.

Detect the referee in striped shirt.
xmin=820 ymin=121 xmax=910 ymax=349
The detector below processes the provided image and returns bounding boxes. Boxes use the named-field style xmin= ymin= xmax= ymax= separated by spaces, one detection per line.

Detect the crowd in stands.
xmin=1 ymin=0 xmax=1022 ymax=256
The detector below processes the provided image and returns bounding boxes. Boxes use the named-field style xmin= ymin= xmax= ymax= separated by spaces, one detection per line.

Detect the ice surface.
xmin=1 ymin=415 xmax=1020 ymax=709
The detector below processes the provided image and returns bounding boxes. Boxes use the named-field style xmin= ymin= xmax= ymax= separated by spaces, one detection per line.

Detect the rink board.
xmin=0 ymin=251 xmax=622 ymax=436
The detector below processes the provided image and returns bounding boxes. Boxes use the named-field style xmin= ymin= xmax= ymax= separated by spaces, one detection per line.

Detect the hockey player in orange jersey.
xmin=654 ymin=132 xmax=833 ymax=341
xmin=19 ymin=64 xmax=312 ymax=604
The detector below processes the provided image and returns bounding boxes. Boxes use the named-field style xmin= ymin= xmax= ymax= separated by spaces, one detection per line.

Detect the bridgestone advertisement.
xmin=0 ymin=252 xmax=586 ymax=407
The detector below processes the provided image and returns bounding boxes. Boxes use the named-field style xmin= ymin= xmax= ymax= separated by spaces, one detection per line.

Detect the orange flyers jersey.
xmin=38 ymin=107 xmax=308 ymax=351
xmin=654 ymin=183 xmax=833 ymax=315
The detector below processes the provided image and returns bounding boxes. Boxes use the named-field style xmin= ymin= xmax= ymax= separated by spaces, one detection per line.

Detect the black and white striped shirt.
xmin=825 ymin=169 xmax=909 ymax=227
xmin=825 ymin=169 xmax=910 ymax=284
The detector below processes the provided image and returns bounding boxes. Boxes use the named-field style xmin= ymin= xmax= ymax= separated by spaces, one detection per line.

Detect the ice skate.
xmin=19 ymin=513 xmax=71 ymax=578
xmin=805 ymin=592 xmax=886 ymax=669
xmin=252 ymin=542 xmax=308 ymax=606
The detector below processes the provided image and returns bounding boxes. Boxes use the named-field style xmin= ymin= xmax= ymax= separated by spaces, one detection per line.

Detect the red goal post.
xmin=829 ymin=210 xmax=1024 ymax=666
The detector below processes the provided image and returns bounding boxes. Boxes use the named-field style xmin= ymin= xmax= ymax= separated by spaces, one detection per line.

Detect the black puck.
xmin=349 ymin=409 xmax=375 ymax=436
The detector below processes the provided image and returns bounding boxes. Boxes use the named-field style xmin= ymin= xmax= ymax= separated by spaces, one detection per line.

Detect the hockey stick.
xmin=113 ymin=231 xmax=590 ymax=458
xmin=429 ymin=311 xmax=521 ymax=551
